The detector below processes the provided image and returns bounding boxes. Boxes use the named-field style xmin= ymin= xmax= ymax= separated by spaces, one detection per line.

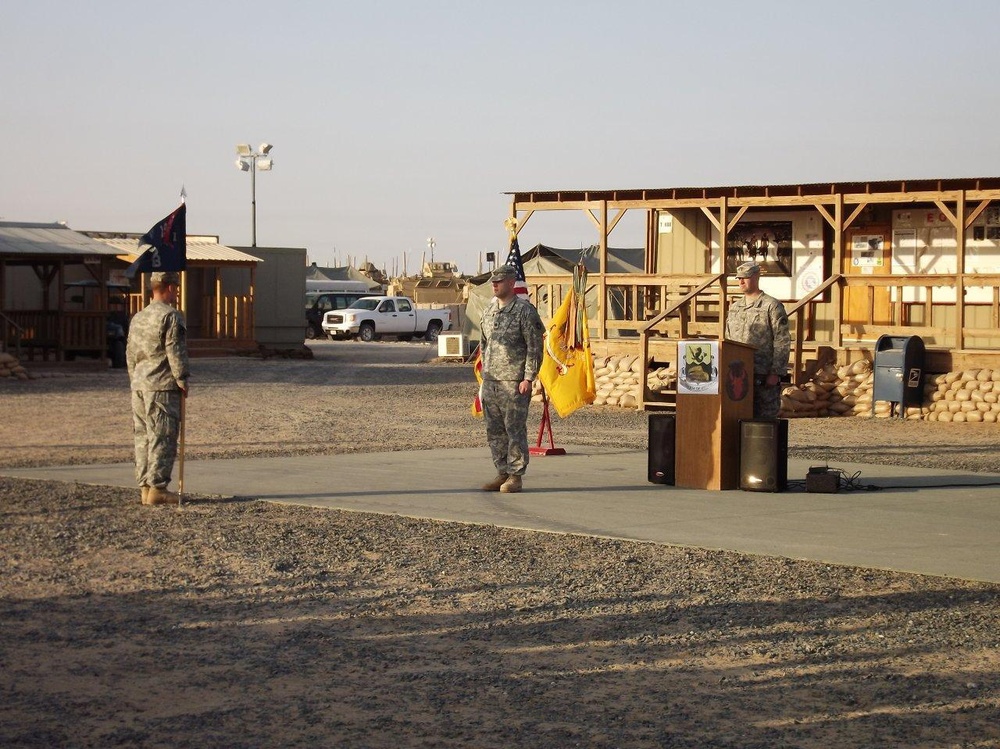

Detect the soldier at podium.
xmin=725 ymin=261 xmax=790 ymax=419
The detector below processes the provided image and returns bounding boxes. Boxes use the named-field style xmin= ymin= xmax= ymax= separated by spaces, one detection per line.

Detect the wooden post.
xmin=215 ymin=270 xmax=223 ymax=339
xmin=833 ymin=194 xmax=844 ymax=349
xmin=598 ymin=199 xmax=608 ymax=341
xmin=956 ymin=191 xmax=966 ymax=350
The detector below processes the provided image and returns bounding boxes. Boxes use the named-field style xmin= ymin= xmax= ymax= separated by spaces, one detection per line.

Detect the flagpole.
xmin=177 ymin=393 xmax=186 ymax=509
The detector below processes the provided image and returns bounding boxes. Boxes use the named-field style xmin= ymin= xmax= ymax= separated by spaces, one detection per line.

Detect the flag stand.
xmin=530 ymin=387 xmax=566 ymax=456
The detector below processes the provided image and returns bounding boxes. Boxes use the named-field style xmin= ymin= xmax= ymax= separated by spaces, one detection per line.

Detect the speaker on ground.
xmin=648 ymin=413 xmax=676 ymax=485
xmin=740 ymin=419 xmax=788 ymax=492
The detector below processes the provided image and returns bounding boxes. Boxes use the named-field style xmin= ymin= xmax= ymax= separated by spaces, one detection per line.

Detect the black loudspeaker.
xmin=740 ymin=419 xmax=788 ymax=492
xmin=648 ymin=413 xmax=676 ymax=485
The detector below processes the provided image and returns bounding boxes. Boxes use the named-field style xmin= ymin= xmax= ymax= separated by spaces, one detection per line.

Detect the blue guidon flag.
xmin=126 ymin=203 xmax=187 ymax=278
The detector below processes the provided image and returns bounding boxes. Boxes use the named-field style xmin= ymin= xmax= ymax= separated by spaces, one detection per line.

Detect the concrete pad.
xmin=4 ymin=446 xmax=999 ymax=583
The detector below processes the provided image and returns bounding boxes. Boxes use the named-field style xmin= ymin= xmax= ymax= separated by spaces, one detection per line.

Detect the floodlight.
xmin=232 ymin=140 xmax=275 ymax=248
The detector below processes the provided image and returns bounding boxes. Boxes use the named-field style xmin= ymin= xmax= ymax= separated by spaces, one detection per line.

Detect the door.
xmin=376 ymin=299 xmax=410 ymax=334
xmin=843 ymin=226 xmax=892 ymax=333
xmin=395 ymin=297 xmax=417 ymax=332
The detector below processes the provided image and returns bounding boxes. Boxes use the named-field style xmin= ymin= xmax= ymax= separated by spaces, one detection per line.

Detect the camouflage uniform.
xmin=480 ymin=296 xmax=544 ymax=476
xmin=726 ymin=292 xmax=790 ymax=419
xmin=126 ymin=299 xmax=189 ymax=490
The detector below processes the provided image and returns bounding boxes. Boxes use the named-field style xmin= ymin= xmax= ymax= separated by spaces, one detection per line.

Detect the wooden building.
xmin=88 ymin=233 xmax=262 ymax=356
xmin=1 ymin=221 xmax=126 ymax=362
xmin=0 ymin=221 xmax=263 ymax=363
xmin=506 ymin=177 xmax=1000 ymax=409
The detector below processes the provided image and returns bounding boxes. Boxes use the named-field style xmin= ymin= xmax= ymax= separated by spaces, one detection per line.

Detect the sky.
xmin=3 ymin=0 xmax=998 ymax=276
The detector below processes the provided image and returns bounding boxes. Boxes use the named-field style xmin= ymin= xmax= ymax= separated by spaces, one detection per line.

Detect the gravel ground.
xmin=1 ymin=340 xmax=999 ymax=748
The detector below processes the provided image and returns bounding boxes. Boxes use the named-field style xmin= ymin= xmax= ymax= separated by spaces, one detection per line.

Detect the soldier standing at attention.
xmin=725 ymin=261 xmax=790 ymax=419
xmin=126 ymin=271 xmax=190 ymax=505
xmin=479 ymin=265 xmax=544 ymax=494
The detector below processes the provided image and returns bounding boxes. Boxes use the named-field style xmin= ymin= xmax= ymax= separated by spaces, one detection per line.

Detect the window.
xmin=397 ymin=299 xmax=413 ymax=312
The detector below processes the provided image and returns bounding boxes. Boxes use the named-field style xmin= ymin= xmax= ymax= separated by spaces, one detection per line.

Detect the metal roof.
xmin=505 ymin=176 xmax=1000 ymax=203
xmin=92 ymin=236 xmax=263 ymax=264
xmin=0 ymin=222 xmax=124 ymax=257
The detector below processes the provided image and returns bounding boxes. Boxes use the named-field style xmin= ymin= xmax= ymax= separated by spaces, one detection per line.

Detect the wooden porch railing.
xmin=525 ymin=269 xmax=1000 ymax=410
xmin=839 ymin=273 xmax=1000 ymax=348
xmin=201 ymin=295 xmax=254 ymax=340
xmin=1 ymin=311 xmax=24 ymax=359
xmin=527 ymin=273 xmax=731 ymax=337
xmin=785 ymin=273 xmax=843 ymax=384
xmin=636 ymin=274 xmax=728 ymax=410
xmin=2 ymin=311 xmax=108 ymax=361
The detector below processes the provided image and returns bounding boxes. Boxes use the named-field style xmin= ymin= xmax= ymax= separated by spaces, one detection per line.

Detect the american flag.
xmin=505 ymin=234 xmax=529 ymax=299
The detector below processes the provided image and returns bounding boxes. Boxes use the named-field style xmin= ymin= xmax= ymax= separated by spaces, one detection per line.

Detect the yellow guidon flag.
xmin=538 ymin=264 xmax=596 ymax=418
xmin=470 ymin=344 xmax=484 ymax=418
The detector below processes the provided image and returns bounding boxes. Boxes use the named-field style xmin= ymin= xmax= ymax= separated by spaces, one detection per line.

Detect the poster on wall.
xmin=726 ymin=221 xmax=793 ymax=276
xmin=677 ymin=339 xmax=719 ymax=395
xmin=851 ymin=235 xmax=885 ymax=267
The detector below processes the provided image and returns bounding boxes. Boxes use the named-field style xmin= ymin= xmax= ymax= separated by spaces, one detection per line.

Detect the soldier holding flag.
xmin=127 ymin=271 xmax=189 ymax=505
xmin=478 ymin=253 xmax=544 ymax=494
xmin=126 ymin=202 xmax=189 ymax=505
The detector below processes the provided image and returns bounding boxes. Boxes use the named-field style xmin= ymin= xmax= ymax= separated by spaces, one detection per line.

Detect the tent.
xmin=463 ymin=243 xmax=642 ymax=344
xmin=306 ymin=263 xmax=382 ymax=291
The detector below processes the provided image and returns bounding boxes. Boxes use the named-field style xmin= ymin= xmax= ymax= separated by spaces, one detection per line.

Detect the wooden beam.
xmin=814 ymin=203 xmax=836 ymax=229
xmin=514 ymin=200 xmax=599 ymax=212
xmin=719 ymin=198 xmax=729 ymax=318
xmin=725 ymin=204 xmax=748 ymax=234
xmin=645 ymin=209 xmax=656 ymax=274
xmin=606 ymin=208 xmax=626 ymax=236
xmin=956 ymin=192 xmax=966 ymax=350
xmin=833 ymin=195 xmax=844 ymax=349
xmin=598 ymin=201 xmax=608 ymax=340
xmin=584 ymin=208 xmax=602 ymax=229
xmin=843 ymin=201 xmax=869 ymax=229
xmin=842 ymin=190 xmax=963 ymax=205
xmin=933 ymin=199 xmax=959 ymax=228
xmin=514 ymin=208 xmax=535 ymax=232
xmin=699 ymin=206 xmax=721 ymax=232
xmin=965 ymin=199 xmax=991 ymax=229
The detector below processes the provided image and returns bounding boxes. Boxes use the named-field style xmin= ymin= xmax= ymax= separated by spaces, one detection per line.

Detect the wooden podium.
xmin=674 ymin=339 xmax=755 ymax=490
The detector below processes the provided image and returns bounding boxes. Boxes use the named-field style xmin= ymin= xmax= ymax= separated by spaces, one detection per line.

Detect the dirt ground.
xmin=1 ymin=342 xmax=999 ymax=748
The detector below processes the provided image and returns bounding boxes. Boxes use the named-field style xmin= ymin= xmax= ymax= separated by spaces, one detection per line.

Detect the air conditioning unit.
xmin=437 ymin=333 xmax=468 ymax=359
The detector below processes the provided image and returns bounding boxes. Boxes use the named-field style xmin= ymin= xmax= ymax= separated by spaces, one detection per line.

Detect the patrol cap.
xmin=734 ymin=261 xmax=761 ymax=279
xmin=490 ymin=265 xmax=516 ymax=283
xmin=149 ymin=271 xmax=180 ymax=286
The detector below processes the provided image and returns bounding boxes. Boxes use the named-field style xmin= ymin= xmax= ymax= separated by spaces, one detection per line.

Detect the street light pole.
xmin=235 ymin=143 xmax=274 ymax=247
xmin=250 ymin=163 xmax=257 ymax=247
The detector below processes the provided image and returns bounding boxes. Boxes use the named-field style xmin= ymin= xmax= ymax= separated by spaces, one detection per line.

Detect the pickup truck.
xmin=321 ymin=296 xmax=452 ymax=342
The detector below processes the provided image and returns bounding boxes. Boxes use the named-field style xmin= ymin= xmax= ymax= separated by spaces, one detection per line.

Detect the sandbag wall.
xmin=780 ymin=359 xmax=1000 ymax=423
xmin=924 ymin=369 xmax=1000 ymax=423
xmin=531 ymin=354 xmax=676 ymax=409
xmin=528 ymin=350 xmax=1000 ymax=423
xmin=0 ymin=352 xmax=31 ymax=381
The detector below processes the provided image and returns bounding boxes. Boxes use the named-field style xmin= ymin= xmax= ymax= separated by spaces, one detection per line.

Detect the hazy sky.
xmin=3 ymin=0 xmax=997 ymax=275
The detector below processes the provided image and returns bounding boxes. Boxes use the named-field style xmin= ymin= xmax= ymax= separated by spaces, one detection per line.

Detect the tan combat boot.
xmin=499 ymin=475 xmax=522 ymax=494
xmin=146 ymin=487 xmax=179 ymax=505
xmin=140 ymin=486 xmax=151 ymax=504
xmin=481 ymin=473 xmax=508 ymax=491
